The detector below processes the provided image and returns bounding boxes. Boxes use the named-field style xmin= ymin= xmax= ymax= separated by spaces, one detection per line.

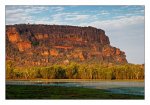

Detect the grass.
xmin=6 ymin=85 xmax=144 ymax=99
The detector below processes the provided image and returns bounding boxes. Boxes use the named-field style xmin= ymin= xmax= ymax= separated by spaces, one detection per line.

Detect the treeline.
xmin=6 ymin=61 xmax=144 ymax=80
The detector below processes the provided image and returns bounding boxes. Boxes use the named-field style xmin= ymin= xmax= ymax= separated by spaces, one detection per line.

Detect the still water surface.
xmin=6 ymin=80 xmax=144 ymax=96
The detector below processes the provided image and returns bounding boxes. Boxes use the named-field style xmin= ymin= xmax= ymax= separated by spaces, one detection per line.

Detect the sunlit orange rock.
xmin=41 ymin=50 xmax=49 ymax=56
xmin=54 ymin=46 xmax=73 ymax=50
xmin=6 ymin=27 xmax=21 ymax=43
xmin=17 ymin=42 xmax=31 ymax=52
xmin=50 ymin=49 xmax=58 ymax=56
xmin=116 ymin=48 xmax=121 ymax=55
xmin=102 ymin=46 xmax=115 ymax=57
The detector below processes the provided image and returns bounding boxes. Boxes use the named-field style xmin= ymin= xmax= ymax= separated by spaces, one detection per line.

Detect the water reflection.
xmin=106 ymin=87 xmax=144 ymax=96
xmin=6 ymin=80 xmax=144 ymax=96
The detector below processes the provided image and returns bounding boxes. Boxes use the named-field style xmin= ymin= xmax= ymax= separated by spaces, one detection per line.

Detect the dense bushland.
xmin=6 ymin=61 xmax=144 ymax=80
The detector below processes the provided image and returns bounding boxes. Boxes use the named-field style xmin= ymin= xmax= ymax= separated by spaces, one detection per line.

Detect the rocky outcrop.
xmin=6 ymin=26 xmax=31 ymax=52
xmin=6 ymin=27 xmax=21 ymax=43
xmin=17 ymin=42 xmax=31 ymax=52
xmin=6 ymin=24 xmax=127 ymax=66
xmin=49 ymin=49 xmax=58 ymax=57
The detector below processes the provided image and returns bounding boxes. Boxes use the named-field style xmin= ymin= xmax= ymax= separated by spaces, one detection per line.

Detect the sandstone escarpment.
xmin=6 ymin=24 xmax=127 ymax=67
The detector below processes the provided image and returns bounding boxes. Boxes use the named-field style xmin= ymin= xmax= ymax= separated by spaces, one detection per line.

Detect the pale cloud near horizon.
xmin=5 ymin=6 xmax=144 ymax=64
xmin=84 ymin=15 xmax=144 ymax=31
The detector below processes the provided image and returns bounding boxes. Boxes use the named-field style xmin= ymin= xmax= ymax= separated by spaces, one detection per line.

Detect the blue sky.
xmin=6 ymin=5 xmax=145 ymax=64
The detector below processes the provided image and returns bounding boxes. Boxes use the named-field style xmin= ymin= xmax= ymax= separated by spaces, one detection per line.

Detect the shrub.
xmin=6 ymin=62 xmax=144 ymax=80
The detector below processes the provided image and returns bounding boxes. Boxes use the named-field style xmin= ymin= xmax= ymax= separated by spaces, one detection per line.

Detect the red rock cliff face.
xmin=6 ymin=24 xmax=127 ymax=66
xmin=6 ymin=27 xmax=21 ymax=43
xmin=6 ymin=27 xmax=31 ymax=52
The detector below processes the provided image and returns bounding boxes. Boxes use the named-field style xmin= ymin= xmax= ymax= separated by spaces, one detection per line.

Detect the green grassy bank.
xmin=6 ymin=85 xmax=144 ymax=99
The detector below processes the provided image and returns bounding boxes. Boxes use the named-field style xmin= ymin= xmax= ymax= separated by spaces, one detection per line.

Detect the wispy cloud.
xmin=55 ymin=13 xmax=89 ymax=21
xmin=6 ymin=6 xmax=65 ymax=25
xmin=86 ymin=15 xmax=144 ymax=31
xmin=99 ymin=10 xmax=110 ymax=15
xmin=50 ymin=6 xmax=64 ymax=12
